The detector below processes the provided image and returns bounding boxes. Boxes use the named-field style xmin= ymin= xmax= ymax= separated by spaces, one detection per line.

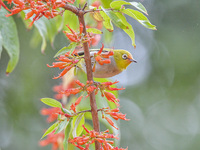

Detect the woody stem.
xmin=63 ymin=3 xmax=101 ymax=150
xmin=78 ymin=10 xmax=101 ymax=150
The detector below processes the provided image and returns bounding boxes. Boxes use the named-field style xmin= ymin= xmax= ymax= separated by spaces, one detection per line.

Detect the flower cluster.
xmin=1 ymin=0 xmax=75 ymax=26
xmin=39 ymin=130 xmax=65 ymax=150
xmin=64 ymin=24 xmax=101 ymax=47
xmin=59 ymin=80 xmax=124 ymax=108
xmin=69 ymin=125 xmax=127 ymax=150
xmin=47 ymin=43 xmax=114 ymax=80
xmin=47 ymin=51 xmax=80 ymax=79
xmin=93 ymin=44 xmax=114 ymax=69
xmin=41 ymin=107 xmax=64 ymax=123
xmin=100 ymin=107 xmax=129 ymax=130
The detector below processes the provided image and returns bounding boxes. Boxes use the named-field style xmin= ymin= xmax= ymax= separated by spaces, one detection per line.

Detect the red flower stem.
xmin=63 ymin=3 xmax=101 ymax=150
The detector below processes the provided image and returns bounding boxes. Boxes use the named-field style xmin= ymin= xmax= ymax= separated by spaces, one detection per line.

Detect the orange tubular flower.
xmin=105 ymin=117 xmax=119 ymax=130
xmin=39 ymin=131 xmax=64 ymax=150
xmin=69 ymin=125 xmax=126 ymax=150
xmin=70 ymin=95 xmax=84 ymax=113
xmin=105 ymin=110 xmax=130 ymax=121
xmin=104 ymin=91 xmax=120 ymax=107
xmin=3 ymin=0 xmax=75 ymax=26
xmin=93 ymin=44 xmax=113 ymax=66
xmin=47 ymin=53 xmax=80 ymax=79
xmin=40 ymin=107 xmax=64 ymax=123
xmin=0 ymin=0 xmax=11 ymax=11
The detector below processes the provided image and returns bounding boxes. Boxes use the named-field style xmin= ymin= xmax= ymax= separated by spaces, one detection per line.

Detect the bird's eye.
xmin=122 ymin=54 xmax=128 ymax=60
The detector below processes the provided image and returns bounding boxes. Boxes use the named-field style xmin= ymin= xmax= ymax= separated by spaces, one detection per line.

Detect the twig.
xmin=75 ymin=109 xmax=101 ymax=115
xmin=84 ymin=8 xmax=113 ymax=14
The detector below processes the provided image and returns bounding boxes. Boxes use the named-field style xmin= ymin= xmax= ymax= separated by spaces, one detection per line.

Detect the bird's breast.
xmin=93 ymin=57 xmax=122 ymax=78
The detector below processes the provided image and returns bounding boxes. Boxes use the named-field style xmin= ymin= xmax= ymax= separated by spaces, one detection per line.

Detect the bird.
xmin=76 ymin=49 xmax=137 ymax=78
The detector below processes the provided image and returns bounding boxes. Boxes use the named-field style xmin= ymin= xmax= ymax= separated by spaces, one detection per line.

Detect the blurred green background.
xmin=1 ymin=0 xmax=200 ymax=150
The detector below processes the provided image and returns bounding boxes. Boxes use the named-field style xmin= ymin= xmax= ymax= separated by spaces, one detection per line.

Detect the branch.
xmin=75 ymin=109 xmax=101 ymax=115
xmin=62 ymin=3 xmax=79 ymax=15
xmin=84 ymin=8 xmax=113 ymax=14
xmin=63 ymin=3 xmax=101 ymax=150
xmin=78 ymin=10 xmax=101 ymax=150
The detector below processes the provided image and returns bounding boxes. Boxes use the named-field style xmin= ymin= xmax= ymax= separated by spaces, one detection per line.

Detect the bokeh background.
xmin=1 ymin=0 xmax=200 ymax=150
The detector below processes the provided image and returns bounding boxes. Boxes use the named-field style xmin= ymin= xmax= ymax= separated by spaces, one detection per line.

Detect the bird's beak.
xmin=128 ymin=58 xmax=137 ymax=63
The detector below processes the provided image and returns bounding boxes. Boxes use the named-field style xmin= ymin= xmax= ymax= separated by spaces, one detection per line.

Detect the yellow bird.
xmin=77 ymin=49 xmax=137 ymax=78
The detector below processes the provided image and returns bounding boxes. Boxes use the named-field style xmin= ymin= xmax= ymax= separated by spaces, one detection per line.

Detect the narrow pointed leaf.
xmin=115 ymin=12 xmax=136 ymax=47
xmin=61 ymin=108 xmax=71 ymax=114
xmin=110 ymin=1 xmax=130 ymax=9
xmin=34 ymin=18 xmax=48 ymax=53
xmin=129 ymin=2 xmax=148 ymax=15
xmin=63 ymin=119 xmax=72 ymax=150
xmin=0 ymin=8 xmax=19 ymax=74
xmin=122 ymin=9 xmax=156 ymax=30
xmin=101 ymin=7 xmax=128 ymax=29
xmin=101 ymin=0 xmax=112 ymax=8
xmin=55 ymin=119 xmax=69 ymax=134
xmin=41 ymin=98 xmax=62 ymax=108
xmin=99 ymin=7 xmax=114 ymax=32
xmin=93 ymin=11 xmax=104 ymax=22
xmin=110 ymin=1 xmax=148 ymax=15
xmin=72 ymin=114 xmax=85 ymax=138
xmin=86 ymin=28 xmax=103 ymax=34
xmin=54 ymin=42 xmax=77 ymax=58
xmin=41 ymin=121 xmax=59 ymax=139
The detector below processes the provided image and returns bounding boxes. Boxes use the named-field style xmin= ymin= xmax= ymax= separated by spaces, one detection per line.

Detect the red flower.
xmin=105 ymin=117 xmax=119 ymax=130
xmin=64 ymin=24 xmax=101 ymax=47
xmin=40 ymin=107 xmax=64 ymax=123
xmin=93 ymin=44 xmax=113 ymax=66
xmin=4 ymin=0 xmax=75 ymax=26
xmin=70 ymin=95 xmax=83 ymax=113
xmin=47 ymin=53 xmax=80 ymax=79
xmin=104 ymin=91 xmax=120 ymax=107
xmin=69 ymin=125 xmax=126 ymax=150
xmin=105 ymin=108 xmax=130 ymax=121
xmin=39 ymin=130 xmax=64 ymax=150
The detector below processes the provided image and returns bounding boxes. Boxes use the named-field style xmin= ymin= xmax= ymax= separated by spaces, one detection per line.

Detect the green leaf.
xmin=33 ymin=17 xmax=58 ymax=53
xmin=110 ymin=1 xmax=130 ymax=10
xmin=101 ymin=0 xmax=113 ymax=8
xmin=99 ymin=9 xmax=114 ymax=32
xmin=34 ymin=18 xmax=47 ymax=53
xmin=41 ymin=98 xmax=62 ymax=108
xmin=63 ymin=10 xmax=79 ymax=31
xmin=101 ymin=7 xmax=128 ymax=29
xmin=115 ymin=12 xmax=136 ymax=47
xmin=0 ymin=8 xmax=20 ymax=74
xmin=20 ymin=11 xmax=32 ymax=30
xmin=41 ymin=121 xmax=59 ymax=139
xmin=86 ymin=28 xmax=103 ymax=34
xmin=110 ymin=1 xmax=148 ymax=15
xmin=122 ymin=9 xmax=156 ymax=30
xmin=129 ymin=2 xmax=148 ymax=15
xmin=63 ymin=119 xmax=72 ymax=150
xmin=54 ymin=42 xmax=77 ymax=58
xmin=72 ymin=114 xmax=85 ymax=138
xmin=46 ymin=19 xmax=57 ymax=45
xmin=61 ymin=108 xmax=71 ymax=114
xmin=55 ymin=119 xmax=69 ymax=134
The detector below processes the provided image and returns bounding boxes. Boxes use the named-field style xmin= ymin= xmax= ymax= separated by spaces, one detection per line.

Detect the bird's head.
xmin=113 ymin=50 xmax=137 ymax=71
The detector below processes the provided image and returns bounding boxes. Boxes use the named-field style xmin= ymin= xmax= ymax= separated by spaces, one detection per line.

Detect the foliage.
xmin=0 ymin=0 xmax=155 ymax=150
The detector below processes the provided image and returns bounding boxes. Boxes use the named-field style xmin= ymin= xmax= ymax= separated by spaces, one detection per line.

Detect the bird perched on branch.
xmin=76 ymin=48 xmax=137 ymax=78
xmin=48 ymin=46 xmax=137 ymax=79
